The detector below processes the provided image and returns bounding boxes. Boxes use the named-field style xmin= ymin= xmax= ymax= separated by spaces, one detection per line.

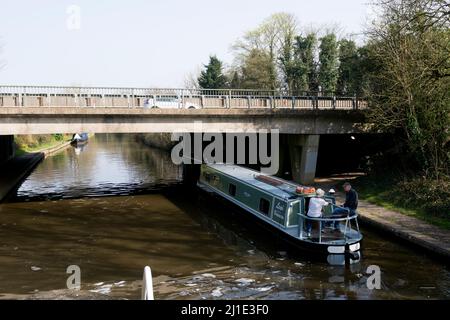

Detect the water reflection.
xmin=0 ymin=134 xmax=448 ymax=300
xmin=13 ymin=134 xmax=182 ymax=200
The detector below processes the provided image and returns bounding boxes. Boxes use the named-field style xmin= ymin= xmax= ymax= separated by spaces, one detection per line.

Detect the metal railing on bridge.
xmin=0 ymin=85 xmax=367 ymax=110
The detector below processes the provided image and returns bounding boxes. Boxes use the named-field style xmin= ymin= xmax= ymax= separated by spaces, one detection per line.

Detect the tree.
xmin=239 ymin=49 xmax=274 ymax=89
xmin=233 ymin=13 xmax=298 ymax=91
xmin=279 ymin=31 xmax=296 ymax=93
xmin=197 ymin=55 xmax=227 ymax=89
xmin=337 ymin=39 xmax=358 ymax=95
xmin=318 ymin=33 xmax=339 ymax=93
xmin=279 ymin=33 xmax=319 ymax=94
xmin=228 ymin=70 xmax=242 ymax=89
xmin=366 ymin=0 xmax=450 ymax=178
xmin=294 ymin=33 xmax=319 ymax=93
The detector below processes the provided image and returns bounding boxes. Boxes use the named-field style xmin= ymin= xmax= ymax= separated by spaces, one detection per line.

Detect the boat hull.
xmin=71 ymin=133 xmax=89 ymax=147
xmin=70 ymin=140 xmax=88 ymax=147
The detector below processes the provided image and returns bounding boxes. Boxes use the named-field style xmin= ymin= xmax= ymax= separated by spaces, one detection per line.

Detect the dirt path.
xmin=315 ymin=175 xmax=450 ymax=262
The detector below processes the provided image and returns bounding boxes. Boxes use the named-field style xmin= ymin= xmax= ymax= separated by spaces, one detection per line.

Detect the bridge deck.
xmin=0 ymin=107 xmax=369 ymax=135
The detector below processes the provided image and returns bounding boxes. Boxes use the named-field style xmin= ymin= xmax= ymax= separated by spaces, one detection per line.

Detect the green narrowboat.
xmin=197 ymin=164 xmax=362 ymax=262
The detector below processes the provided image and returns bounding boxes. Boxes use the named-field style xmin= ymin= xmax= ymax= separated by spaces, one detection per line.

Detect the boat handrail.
xmin=142 ymin=266 xmax=154 ymax=300
xmin=296 ymin=205 xmax=361 ymax=243
xmin=296 ymin=210 xmax=358 ymax=222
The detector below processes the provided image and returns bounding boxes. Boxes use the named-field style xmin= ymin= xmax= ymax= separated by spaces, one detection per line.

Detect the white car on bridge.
xmin=143 ymin=96 xmax=199 ymax=109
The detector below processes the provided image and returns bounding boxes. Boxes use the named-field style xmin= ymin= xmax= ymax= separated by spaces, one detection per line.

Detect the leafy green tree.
xmin=294 ymin=33 xmax=318 ymax=93
xmin=336 ymin=40 xmax=375 ymax=96
xmin=279 ymin=33 xmax=296 ymax=93
xmin=318 ymin=33 xmax=339 ymax=93
xmin=353 ymin=45 xmax=379 ymax=96
xmin=197 ymin=55 xmax=227 ymax=89
xmin=279 ymin=33 xmax=317 ymax=94
xmin=240 ymin=49 xmax=274 ymax=89
xmin=233 ymin=13 xmax=298 ymax=91
xmin=337 ymin=39 xmax=358 ymax=95
xmin=228 ymin=70 xmax=242 ymax=89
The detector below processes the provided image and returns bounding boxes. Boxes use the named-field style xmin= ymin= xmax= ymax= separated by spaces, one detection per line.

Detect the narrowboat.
xmin=197 ymin=164 xmax=362 ymax=263
xmin=71 ymin=133 xmax=89 ymax=147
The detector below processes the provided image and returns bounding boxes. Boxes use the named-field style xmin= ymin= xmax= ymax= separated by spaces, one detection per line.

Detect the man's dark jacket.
xmin=344 ymin=189 xmax=358 ymax=211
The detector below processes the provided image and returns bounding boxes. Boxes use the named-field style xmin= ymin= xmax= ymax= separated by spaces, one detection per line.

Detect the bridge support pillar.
xmin=288 ymin=134 xmax=320 ymax=185
xmin=0 ymin=135 xmax=15 ymax=165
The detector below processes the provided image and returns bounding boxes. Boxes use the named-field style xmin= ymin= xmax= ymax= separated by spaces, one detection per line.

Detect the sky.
xmin=0 ymin=0 xmax=371 ymax=88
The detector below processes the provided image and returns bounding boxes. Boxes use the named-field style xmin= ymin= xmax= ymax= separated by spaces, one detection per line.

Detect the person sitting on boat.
xmin=305 ymin=188 xmax=330 ymax=237
xmin=331 ymin=182 xmax=358 ymax=231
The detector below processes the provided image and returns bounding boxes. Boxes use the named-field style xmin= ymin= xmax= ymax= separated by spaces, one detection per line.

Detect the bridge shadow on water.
xmin=1 ymin=134 xmax=449 ymax=299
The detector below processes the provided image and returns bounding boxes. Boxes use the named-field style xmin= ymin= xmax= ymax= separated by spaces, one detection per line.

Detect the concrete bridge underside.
xmin=0 ymin=107 xmax=368 ymax=135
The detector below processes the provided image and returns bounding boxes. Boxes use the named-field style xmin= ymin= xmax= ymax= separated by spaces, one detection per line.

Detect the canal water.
xmin=0 ymin=134 xmax=448 ymax=300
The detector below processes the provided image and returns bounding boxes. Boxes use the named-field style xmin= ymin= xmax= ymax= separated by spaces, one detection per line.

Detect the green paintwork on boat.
xmin=198 ymin=163 xmax=363 ymax=251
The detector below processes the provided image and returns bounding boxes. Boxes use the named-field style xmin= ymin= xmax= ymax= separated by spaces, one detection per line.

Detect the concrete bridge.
xmin=0 ymin=85 xmax=369 ymax=183
xmin=0 ymin=85 xmax=367 ymax=135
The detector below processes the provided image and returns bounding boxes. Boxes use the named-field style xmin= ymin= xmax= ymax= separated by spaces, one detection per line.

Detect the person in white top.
xmin=306 ymin=188 xmax=330 ymax=237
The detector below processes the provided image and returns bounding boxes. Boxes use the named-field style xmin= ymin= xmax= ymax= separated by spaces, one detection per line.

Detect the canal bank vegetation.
xmin=192 ymin=0 xmax=449 ymax=224
xmin=358 ymin=0 xmax=450 ymax=225
xmin=14 ymin=134 xmax=72 ymax=156
xmin=356 ymin=172 xmax=450 ymax=229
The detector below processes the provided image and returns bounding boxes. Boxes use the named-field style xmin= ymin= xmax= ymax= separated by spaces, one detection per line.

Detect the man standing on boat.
xmin=331 ymin=182 xmax=358 ymax=231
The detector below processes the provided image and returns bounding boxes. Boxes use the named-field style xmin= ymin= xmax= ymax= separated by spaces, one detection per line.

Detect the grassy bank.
xmin=14 ymin=134 xmax=72 ymax=156
xmin=355 ymin=174 xmax=450 ymax=230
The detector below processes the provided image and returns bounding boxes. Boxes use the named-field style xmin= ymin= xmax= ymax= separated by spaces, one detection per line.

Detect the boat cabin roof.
xmin=206 ymin=164 xmax=313 ymax=200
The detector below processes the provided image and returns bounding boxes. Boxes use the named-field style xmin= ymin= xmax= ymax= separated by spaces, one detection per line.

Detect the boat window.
xmin=228 ymin=183 xmax=236 ymax=196
xmin=203 ymin=172 xmax=211 ymax=182
xmin=259 ymin=198 xmax=270 ymax=216
xmin=287 ymin=201 xmax=300 ymax=226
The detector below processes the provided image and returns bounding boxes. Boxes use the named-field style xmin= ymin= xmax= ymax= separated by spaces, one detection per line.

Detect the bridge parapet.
xmin=0 ymin=85 xmax=367 ymax=110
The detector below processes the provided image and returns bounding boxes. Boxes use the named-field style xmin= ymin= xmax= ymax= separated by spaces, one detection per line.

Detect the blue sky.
xmin=0 ymin=0 xmax=370 ymax=87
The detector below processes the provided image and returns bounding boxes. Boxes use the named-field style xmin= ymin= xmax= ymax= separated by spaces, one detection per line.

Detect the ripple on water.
xmin=1 ymin=134 xmax=449 ymax=300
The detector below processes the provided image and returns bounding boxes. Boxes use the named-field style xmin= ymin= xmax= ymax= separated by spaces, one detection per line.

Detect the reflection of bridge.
xmin=0 ymin=85 xmax=370 ymax=183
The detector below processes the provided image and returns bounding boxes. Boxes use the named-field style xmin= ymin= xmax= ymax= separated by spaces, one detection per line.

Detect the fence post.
xmin=333 ymin=96 xmax=336 ymax=109
xmin=352 ymin=96 xmax=356 ymax=110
